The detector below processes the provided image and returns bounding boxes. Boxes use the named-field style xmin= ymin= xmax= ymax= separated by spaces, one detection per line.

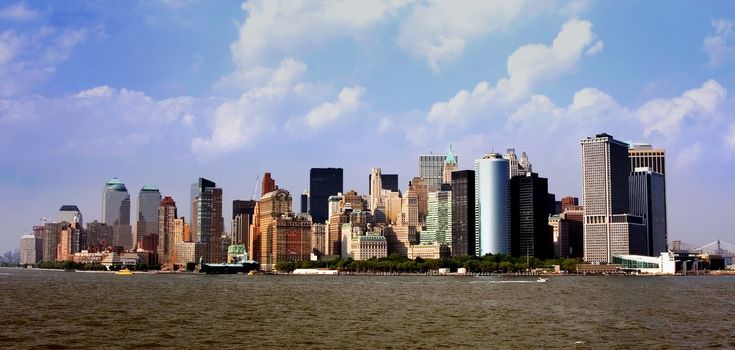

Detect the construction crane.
xmin=251 ymin=174 xmax=261 ymax=200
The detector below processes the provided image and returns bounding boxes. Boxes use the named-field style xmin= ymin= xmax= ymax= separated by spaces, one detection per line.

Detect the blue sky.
xmin=1 ymin=0 xmax=734 ymax=252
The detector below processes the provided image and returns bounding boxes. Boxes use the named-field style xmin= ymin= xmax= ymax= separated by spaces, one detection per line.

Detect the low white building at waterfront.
xmin=611 ymin=252 xmax=676 ymax=274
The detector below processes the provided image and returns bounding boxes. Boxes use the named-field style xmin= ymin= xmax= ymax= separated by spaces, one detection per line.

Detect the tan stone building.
xmin=351 ymin=235 xmax=388 ymax=260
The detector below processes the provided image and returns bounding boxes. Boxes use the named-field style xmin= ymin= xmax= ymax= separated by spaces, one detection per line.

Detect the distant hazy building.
xmin=191 ymin=178 xmax=224 ymax=263
xmin=102 ymin=178 xmax=132 ymax=250
xmin=510 ymin=173 xmax=553 ymax=259
xmin=309 ymin=168 xmax=344 ymax=224
xmin=157 ymin=196 xmax=177 ymax=264
xmin=422 ymin=190 xmax=452 ymax=246
xmin=630 ymin=167 xmax=667 ymax=256
xmin=300 ymin=191 xmax=309 ymax=214
xmin=56 ymin=205 xmax=83 ymax=226
xmin=475 ymin=153 xmax=510 ymax=256
xmin=20 ymin=234 xmax=41 ymax=265
xmin=451 ymin=170 xmax=475 ymax=256
xmin=581 ymin=133 xmax=647 ymax=263
xmin=136 ymin=185 xmax=162 ymax=250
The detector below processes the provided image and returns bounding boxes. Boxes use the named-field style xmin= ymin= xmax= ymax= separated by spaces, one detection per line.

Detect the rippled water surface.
xmin=1 ymin=268 xmax=734 ymax=349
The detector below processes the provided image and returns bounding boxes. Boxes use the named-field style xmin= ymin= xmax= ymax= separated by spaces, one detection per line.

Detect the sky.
xmin=1 ymin=0 xmax=734 ymax=253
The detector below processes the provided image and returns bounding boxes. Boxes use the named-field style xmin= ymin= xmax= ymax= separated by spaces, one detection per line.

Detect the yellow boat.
xmin=115 ymin=268 xmax=134 ymax=276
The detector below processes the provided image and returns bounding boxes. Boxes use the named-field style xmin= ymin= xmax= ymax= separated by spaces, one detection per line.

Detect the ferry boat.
xmin=115 ymin=268 xmax=134 ymax=276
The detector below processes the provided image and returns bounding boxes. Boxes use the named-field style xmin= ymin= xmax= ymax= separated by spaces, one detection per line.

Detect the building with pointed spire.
xmin=443 ymin=144 xmax=458 ymax=184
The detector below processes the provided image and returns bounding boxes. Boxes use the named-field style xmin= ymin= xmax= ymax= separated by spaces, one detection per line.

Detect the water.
xmin=1 ymin=268 xmax=734 ymax=349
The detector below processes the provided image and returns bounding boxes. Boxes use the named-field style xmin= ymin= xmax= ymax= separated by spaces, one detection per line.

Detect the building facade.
xmin=191 ymin=178 xmax=224 ymax=263
xmin=510 ymin=173 xmax=553 ymax=259
xmin=20 ymin=234 xmax=41 ymax=265
xmin=102 ymin=178 xmax=132 ymax=249
xmin=135 ymin=185 xmax=162 ymax=250
xmin=157 ymin=196 xmax=177 ymax=265
xmin=422 ymin=190 xmax=452 ymax=246
xmin=57 ymin=205 xmax=83 ymax=226
xmin=630 ymin=168 xmax=667 ymax=256
xmin=351 ymin=235 xmax=388 ymax=260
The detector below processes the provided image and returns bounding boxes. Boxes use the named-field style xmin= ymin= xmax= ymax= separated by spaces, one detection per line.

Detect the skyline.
xmin=2 ymin=1 xmax=735 ymax=252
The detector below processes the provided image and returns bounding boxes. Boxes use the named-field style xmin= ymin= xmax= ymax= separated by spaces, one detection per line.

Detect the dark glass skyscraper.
xmin=309 ymin=168 xmax=343 ymax=224
xmin=451 ymin=170 xmax=475 ymax=256
xmin=368 ymin=174 xmax=399 ymax=193
xmin=511 ymin=173 xmax=553 ymax=259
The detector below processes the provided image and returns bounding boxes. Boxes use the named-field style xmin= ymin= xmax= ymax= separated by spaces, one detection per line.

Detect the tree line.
xmin=275 ymin=253 xmax=579 ymax=273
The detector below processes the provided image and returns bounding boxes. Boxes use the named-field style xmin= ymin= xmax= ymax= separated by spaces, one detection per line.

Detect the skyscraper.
xmin=422 ymin=190 xmax=452 ymax=245
xmin=369 ymin=168 xmax=383 ymax=211
xmin=136 ymin=185 xmax=162 ymax=250
xmin=192 ymin=178 xmax=224 ymax=263
xmin=503 ymin=149 xmax=532 ymax=178
xmin=409 ymin=177 xmax=428 ymax=225
xmin=451 ymin=170 xmax=475 ymax=256
xmin=257 ymin=188 xmax=293 ymax=270
xmin=102 ymin=178 xmax=132 ymax=249
xmin=158 ymin=196 xmax=177 ymax=265
xmin=300 ymin=191 xmax=309 ymax=214
xmin=475 ymin=153 xmax=510 ymax=256
xmin=420 ymin=146 xmax=458 ymax=192
xmin=629 ymin=144 xmax=665 ymax=174
xmin=309 ymin=168 xmax=344 ymax=224
xmin=630 ymin=168 xmax=667 ymax=256
xmin=510 ymin=173 xmax=553 ymax=259
xmin=56 ymin=205 xmax=83 ymax=226
xmin=443 ymin=144 xmax=458 ymax=184
xmin=581 ymin=133 xmax=647 ymax=263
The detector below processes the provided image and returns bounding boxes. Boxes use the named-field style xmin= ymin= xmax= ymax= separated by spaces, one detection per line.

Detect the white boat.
xmin=536 ymin=277 xmax=548 ymax=283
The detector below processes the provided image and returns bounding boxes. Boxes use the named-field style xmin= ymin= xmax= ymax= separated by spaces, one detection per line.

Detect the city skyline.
xmin=2 ymin=1 xmax=735 ymax=253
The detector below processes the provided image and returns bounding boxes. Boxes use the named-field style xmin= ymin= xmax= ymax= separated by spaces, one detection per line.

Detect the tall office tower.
xmin=558 ymin=207 xmax=584 ymax=258
xmin=422 ymin=190 xmax=452 ymax=245
xmin=503 ymin=149 xmax=532 ymax=178
xmin=629 ymin=144 xmax=665 ymax=174
xmin=510 ymin=173 xmax=553 ymax=259
xmin=309 ymin=168 xmax=344 ymax=224
xmin=262 ymin=172 xmax=276 ymax=196
xmin=369 ymin=174 xmax=399 ymax=193
xmin=409 ymin=177 xmax=429 ymax=225
xmin=300 ymin=191 xmax=309 ymax=214
xmin=20 ymin=234 xmax=41 ymax=265
xmin=560 ymin=196 xmax=579 ymax=213
xmin=136 ymin=185 xmax=162 ymax=250
xmin=102 ymin=178 xmax=132 ymax=249
xmin=369 ymin=168 xmax=383 ymax=211
xmin=157 ymin=196 xmax=177 ymax=264
xmin=402 ymin=187 xmax=420 ymax=227
xmin=192 ymin=178 xmax=224 ymax=263
xmin=257 ymin=189 xmax=293 ymax=270
xmin=443 ymin=144 xmax=458 ymax=184
xmin=328 ymin=194 xmax=343 ymax=217
xmin=384 ymin=191 xmax=403 ymax=225
xmin=451 ymin=170 xmax=476 ymax=256
xmin=630 ymin=168 xmax=667 ymax=256
xmin=41 ymin=222 xmax=63 ymax=261
xmin=232 ymin=200 xmax=256 ymax=245
xmin=420 ymin=146 xmax=458 ymax=192
xmin=57 ymin=205 xmax=83 ymax=226
xmin=581 ymin=133 xmax=647 ymax=263
xmin=475 ymin=153 xmax=510 ymax=256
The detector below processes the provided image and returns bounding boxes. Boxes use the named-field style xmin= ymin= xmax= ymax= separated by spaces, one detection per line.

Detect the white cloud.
xmin=396 ymin=0 xmax=527 ymax=71
xmin=0 ymin=26 xmax=89 ymax=96
xmin=192 ymin=58 xmax=312 ymax=158
xmin=703 ymin=19 xmax=735 ymax=66
xmin=675 ymin=143 xmax=703 ymax=168
xmin=230 ymin=0 xmax=409 ymax=68
xmin=635 ymin=79 xmax=727 ymax=139
xmin=725 ymin=124 xmax=735 ymax=149
xmin=0 ymin=2 xmax=40 ymax=21
xmin=585 ymin=40 xmax=603 ymax=56
xmin=426 ymin=18 xmax=598 ymax=131
xmin=295 ymin=85 xmax=365 ymax=129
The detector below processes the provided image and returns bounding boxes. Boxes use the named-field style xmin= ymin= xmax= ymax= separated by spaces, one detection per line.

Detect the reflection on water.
xmin=1 ymin=268 xmax=734 ymax=349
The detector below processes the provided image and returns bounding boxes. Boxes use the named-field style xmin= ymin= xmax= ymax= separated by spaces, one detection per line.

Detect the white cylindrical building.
xmin=475 ymin=153 xmax=510 ymax=255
